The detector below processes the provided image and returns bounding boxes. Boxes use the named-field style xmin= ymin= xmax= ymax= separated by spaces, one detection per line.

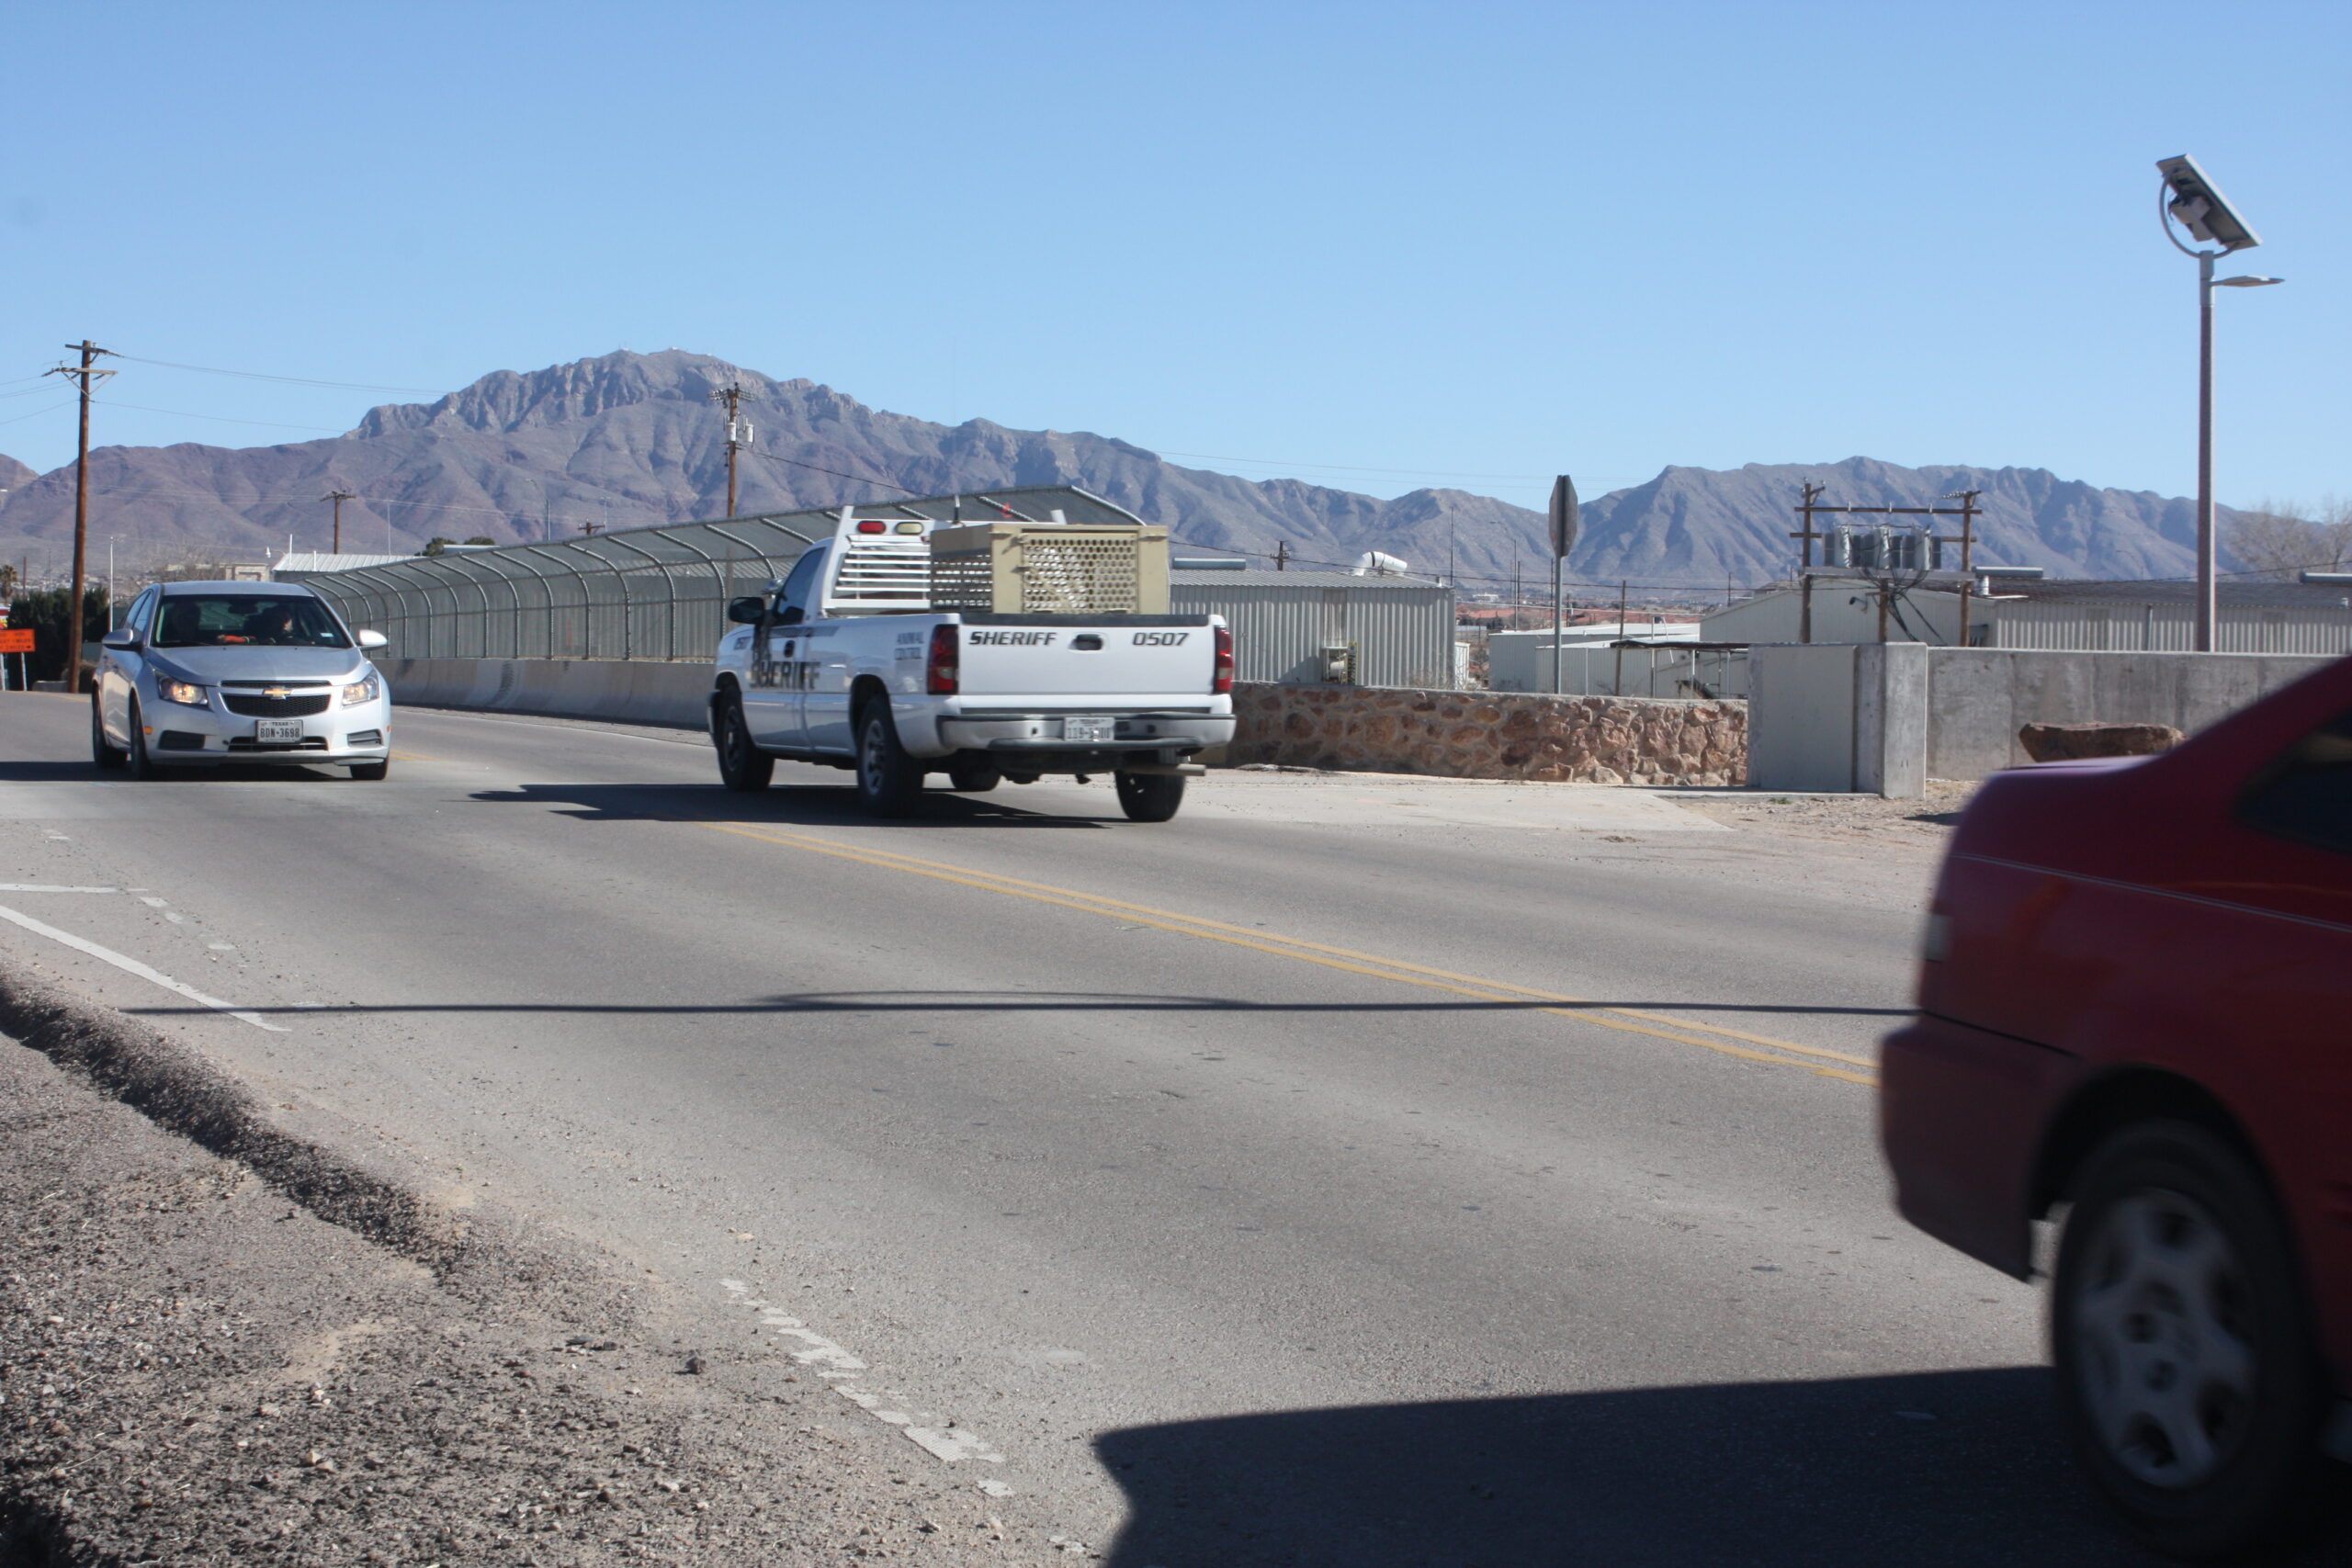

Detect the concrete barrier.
xmin=1750 ymin=644 xmax=2340 ymax=795
xmin=380 ymin=658 xmax=712 ymax=729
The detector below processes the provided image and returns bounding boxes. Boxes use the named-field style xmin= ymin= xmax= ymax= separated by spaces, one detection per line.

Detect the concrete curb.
xmin=0 ymin=960 xmax=472 ymax=1280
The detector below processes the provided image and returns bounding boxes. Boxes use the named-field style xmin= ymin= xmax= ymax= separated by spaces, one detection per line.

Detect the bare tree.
xmin=2229 ymin=496 xmax=2352 ymax=580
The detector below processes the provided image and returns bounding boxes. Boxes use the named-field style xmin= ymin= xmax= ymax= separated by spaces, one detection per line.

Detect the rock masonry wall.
xmin=1225 ymin=682 xmax=1747 ymax=786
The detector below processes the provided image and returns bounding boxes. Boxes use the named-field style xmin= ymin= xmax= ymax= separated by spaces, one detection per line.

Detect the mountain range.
xmin=0 ymin=349 xmax=2237 ymax=591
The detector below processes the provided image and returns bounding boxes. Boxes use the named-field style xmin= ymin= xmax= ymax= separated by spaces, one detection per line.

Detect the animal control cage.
xmin=928 ymin=521 xmax=1170 ymax=615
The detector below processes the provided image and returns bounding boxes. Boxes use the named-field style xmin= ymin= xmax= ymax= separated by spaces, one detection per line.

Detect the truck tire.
xmin=854 ymin=702 xmax=922 ymax=818
xmin=1115 ymin=771 xmax=1184 ymax=822
xmin=714 ymin=692 xmax=774 ymax=794
xmin=2052 ymin=1120 xmax=2335 ymax=1559
xmin=92 ymin=696 xmax=127 ymax=770
xmin=946 ymin=759 xmax=1001 ymax=793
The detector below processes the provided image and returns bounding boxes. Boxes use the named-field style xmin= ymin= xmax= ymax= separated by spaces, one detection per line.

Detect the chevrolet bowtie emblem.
xmin=265 ymin=686 xmax=290 ymax=700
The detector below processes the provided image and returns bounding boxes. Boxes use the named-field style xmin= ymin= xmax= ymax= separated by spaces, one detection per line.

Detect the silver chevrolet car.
xmin=91 ymin=581 xmax=394 ymax=779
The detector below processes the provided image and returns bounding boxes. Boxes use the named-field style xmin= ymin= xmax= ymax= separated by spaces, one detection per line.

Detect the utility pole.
xmin=324 ymin=489 xmax=356 ymax=554
xmin=1791 ymin=480 xmax=1826 ymax=645
xmin=709 ymin=382 xmax=756 ymax=518
xmin=46 ymin=341 xmax=116 ymax=692
xmin=1275 ymin=539 xmax=1288 ymax=572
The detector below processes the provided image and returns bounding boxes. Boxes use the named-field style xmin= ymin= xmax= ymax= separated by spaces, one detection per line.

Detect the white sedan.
xmin=91 ymin=581 xmax=394 ymax=779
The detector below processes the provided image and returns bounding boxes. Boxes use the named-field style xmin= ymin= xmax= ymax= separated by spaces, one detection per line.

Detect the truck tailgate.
xmin=957 ymin=618 xmax=1215 ymax=701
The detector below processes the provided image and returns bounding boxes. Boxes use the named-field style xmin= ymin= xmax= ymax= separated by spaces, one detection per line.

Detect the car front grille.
xmin=222 ymin=693 xmax=332 ymax=717
xmin=226 ymin=736 xmax=329 ymax=751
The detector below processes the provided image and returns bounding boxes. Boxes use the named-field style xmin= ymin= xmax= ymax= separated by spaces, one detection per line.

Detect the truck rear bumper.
xmin=935 ymin=714 xmax=1236 ymax=753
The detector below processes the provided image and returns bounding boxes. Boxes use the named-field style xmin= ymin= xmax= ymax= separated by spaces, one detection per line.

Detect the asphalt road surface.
xmin=0 ymin=690 xmax=2213 ymax=1565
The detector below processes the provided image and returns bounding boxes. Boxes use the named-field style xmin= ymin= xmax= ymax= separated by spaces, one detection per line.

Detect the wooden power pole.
xmin=324 ymin=489 xmax=356 ymax=554
xmin=709 ymin=381 xmax=756 ymax=518
xmin=46 ymin=341 xmax=116 ymax=692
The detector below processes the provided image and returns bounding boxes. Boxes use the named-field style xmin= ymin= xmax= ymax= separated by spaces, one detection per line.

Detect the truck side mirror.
xmin=726 ymin=597 xmax=766 ymax=625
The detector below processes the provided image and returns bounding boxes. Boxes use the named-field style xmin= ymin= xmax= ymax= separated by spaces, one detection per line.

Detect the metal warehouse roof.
xmin=1171 ymin=569 xmax=1444 ymax=588
xmin=2004 ymin=577 xmax=2352 ymax=608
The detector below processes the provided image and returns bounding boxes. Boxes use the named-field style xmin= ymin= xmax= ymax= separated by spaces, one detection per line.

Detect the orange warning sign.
xmin=0 ymin=629 xmax=35 ymax=654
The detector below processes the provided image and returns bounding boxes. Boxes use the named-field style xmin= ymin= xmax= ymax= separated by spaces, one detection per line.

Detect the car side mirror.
xmin=101 ymin=627 xmax=137 ymax=649
xmin=356 ymin=629 xmax=390 ymax=650
xmin=726 ymin=597 xmax=766 ymax=626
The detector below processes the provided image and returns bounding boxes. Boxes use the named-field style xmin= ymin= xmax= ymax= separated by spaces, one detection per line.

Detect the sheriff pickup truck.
xmin=709 ymin=510 xmax=1235 ymax=820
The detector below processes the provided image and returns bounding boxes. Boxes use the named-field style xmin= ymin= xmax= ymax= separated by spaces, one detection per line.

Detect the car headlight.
xmin=341 ymin=674 xmax=381 ymax=706
xmin=156 ymin=678 xmax=209 ymax=708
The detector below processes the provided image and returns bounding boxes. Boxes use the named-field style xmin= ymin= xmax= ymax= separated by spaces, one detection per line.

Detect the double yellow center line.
xmin=699 ymin=821 xmax=1878 ymax=1086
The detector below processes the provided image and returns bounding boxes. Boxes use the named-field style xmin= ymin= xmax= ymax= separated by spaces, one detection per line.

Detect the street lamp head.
xmin=2214 ymin=275 xmax=2284 ymax=288
xmin=2157 ymin=154 xmax=2262 ymax=253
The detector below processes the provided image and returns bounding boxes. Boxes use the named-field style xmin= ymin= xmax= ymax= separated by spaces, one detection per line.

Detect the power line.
xmin=0 ymin=399 xmax=78 ymax=428
xmin=111 ymin=355 xmax=449 ymax=395
xmin=1152 ymin=448 xmax=1647 ymax=485
xmin=93 ymin=399 xmax=344 ymax=432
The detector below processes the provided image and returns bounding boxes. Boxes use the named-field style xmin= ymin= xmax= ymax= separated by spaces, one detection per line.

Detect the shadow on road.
xmin=1094 ymin=1367 xmax=2348 ymax=1567
xmin=124 ymin=986 xmax=1912 ymax=1024
xmin=465 ymin=779 xmax=1112 ymax=829
xmin=0 ymin=761 xmax=357 ymax=784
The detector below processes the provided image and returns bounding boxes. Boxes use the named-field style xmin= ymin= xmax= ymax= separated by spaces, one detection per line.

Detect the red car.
xmin=1883 ymin=655 xmax=2352 ymax=1558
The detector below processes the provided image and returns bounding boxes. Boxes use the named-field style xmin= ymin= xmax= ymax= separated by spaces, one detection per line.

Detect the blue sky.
xmin=3 ymin=1 xmax=2345 ymax=514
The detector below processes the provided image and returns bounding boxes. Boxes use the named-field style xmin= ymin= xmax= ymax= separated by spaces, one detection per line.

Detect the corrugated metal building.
xmin=1989 ymin=579 xmax=2352 ymax=655
xmin=1171 ymin=569 xmax=1456 ymax=689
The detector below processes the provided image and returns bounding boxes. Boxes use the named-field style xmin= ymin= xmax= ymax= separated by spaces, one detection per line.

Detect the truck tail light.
xmin=1212 ymin=625 xmax=1234 ymax=694
xmin=927 ymin=623 xmax=960 ymax=694
xmin=855 ymin=519 xmax=887 ymax=534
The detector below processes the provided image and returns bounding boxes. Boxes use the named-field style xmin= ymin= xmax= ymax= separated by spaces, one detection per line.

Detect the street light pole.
xmin=2196 ymin=249 xmax=2216 ymax=651
xmin=2157 ymin=155 xmax=2280 ymax=652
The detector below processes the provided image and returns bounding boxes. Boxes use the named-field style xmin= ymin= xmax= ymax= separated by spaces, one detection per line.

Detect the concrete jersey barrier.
xmin=380 ymin=658 xmax=713 ymax=730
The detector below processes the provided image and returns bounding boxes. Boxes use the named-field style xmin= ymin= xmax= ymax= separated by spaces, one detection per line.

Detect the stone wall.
xmin=1226 ymin=682 xmax=1747 ymax=786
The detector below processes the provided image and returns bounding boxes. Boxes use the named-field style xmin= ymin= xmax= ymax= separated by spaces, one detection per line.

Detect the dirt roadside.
xmin=0 ymin=968 xmax=1053 ymax=1567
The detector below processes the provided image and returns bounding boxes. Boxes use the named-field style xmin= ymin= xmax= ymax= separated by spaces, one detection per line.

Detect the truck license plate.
xmin=254 ymin=718 xmax=303 ymax=746
xmin=1062 ymin=716 xmax=1114 ymax=744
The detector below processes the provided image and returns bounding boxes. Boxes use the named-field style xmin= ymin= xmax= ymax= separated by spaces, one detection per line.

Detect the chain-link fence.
xmin=300 ymin=487 xmax=1148 ymax=661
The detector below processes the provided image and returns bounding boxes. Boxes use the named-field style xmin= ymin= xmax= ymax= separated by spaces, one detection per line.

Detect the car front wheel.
xmin=2052 ymin=1119 xmax=2335 ymax=1558
xmin=92 ymin=696 xmax=127 ymax=769
xmin=125 ymin=700 xmax=169 ymax=781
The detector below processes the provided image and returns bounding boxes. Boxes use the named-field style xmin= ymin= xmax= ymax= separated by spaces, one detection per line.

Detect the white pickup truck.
xmin=708 ymin=510 xmax=1235 ymax=820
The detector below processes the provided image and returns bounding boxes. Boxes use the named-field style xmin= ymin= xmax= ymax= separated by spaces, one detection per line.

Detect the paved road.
xmin=0 ymin=691 xmax=2188 ymax=1564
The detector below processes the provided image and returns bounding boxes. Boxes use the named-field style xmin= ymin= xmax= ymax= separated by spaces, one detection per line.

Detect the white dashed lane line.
xmin=718 ymin=1280 xmax=1007 ymax=1472
xmin=0 ymin=901 xmax=290 ymax=1032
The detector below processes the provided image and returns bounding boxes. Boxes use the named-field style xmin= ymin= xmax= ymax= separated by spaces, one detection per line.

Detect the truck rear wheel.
xmin=855 ymin=703 xmax=922 ymax=818
xmin=1115 ymin=771 xmax=1185 ymax=822
xmin=714 ymin=693 xmax=774 ymax=793
xmin=946 ymin=759 xmax=1001 ymax=793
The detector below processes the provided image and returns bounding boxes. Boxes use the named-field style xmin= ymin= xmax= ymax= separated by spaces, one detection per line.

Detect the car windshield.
xmin=153 ymin=595 xmax=350 ymax=649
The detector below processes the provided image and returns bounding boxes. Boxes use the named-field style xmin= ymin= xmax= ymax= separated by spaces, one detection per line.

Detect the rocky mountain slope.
xmin=0 ymin=350 xmax=2233 ymax=589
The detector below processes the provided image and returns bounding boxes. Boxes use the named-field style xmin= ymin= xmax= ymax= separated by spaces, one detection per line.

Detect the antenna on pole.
xmin=709 ymin=380 xmax=757 ymax=518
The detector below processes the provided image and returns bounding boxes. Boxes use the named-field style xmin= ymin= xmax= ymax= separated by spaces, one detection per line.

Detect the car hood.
xmin=149 ymin=647 xmax=367 ymax=684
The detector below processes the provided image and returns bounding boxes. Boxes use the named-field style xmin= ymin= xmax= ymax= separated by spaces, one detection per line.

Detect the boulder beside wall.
xmin=2017 ymin=720 xmax=2187 ymax=762
xmin=1227 ymin=682 xmax=1747 ymax=786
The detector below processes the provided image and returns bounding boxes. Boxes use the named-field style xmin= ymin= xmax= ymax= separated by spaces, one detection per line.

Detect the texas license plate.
xmin=254 ymin=718 xmax=303 ymax=746
xmin=1062 ymin=716 xmax=1114 ymax=744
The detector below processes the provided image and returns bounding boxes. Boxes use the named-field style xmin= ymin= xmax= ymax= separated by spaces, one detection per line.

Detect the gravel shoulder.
xmin=0 ymin=968 xmax=1046 ymax=1567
